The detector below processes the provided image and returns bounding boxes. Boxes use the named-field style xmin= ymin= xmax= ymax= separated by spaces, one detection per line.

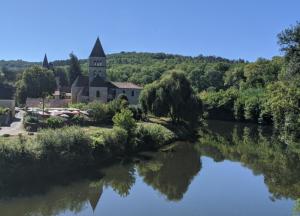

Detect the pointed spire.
xmin=90 ymin=37 xmax=106 ymax=57
xmin=43 ymin=54 xmax=49 ymax=69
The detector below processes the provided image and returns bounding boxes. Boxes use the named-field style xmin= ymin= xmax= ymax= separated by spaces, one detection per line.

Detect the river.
xmin=0 ymin=120 xmax=299 ymax=216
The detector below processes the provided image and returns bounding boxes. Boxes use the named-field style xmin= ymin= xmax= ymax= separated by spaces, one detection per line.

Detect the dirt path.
xmin=0 ymin=110 xmax=25 ymax=136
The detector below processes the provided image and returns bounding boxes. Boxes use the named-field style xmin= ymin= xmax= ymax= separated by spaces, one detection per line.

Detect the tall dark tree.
xmin=16 ymin=66 xmax=56 ymax=108
xmin=68 ymin=53 xmax=82 ymax=85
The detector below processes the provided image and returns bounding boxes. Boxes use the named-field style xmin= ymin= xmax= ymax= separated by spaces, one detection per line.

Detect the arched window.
xmin=96 ymin=91 xmax=100 ymax=98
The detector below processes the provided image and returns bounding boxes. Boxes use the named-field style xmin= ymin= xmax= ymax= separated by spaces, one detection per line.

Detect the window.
xmin=131 ymin=90 xmax=135 ymax=97
xmin=96 ymin=91 xmax=100 ymax=98
xmin=122 ymin=90 xmax=126 ymax=94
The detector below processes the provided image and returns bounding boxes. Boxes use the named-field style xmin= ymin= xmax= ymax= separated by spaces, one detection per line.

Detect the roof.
xmin=111 ymin=82 xmax=143 ymax=89
xmin=90 ymin=76 xmax=115 ymax=87
xmin=43 ymin=54 xmax=49 ymax=69
xmin=90 ymin=37 xmax=106 ymax=57
xmin=72 ymin=75 xmax=89 ymax=87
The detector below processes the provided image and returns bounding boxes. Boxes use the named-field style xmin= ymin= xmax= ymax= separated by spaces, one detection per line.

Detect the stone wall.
xmin=26 ymin=98 xmax=71 ymax=108
xmin=115 ymin=88 xmax=141 ymax=104
xmin=89 ymin=87 xmax=108 ymax=103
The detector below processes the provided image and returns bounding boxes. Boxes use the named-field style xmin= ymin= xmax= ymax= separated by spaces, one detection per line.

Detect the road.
xmin=0 ymin=110 xmax=26 ymax=136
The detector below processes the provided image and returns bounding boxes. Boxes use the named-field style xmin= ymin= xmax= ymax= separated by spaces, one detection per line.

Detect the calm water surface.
xmin=1 ymin=121 xmax=300 ymax=216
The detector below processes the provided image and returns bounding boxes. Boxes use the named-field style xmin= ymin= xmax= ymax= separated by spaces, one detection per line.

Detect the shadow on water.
xmin=0 ymin=120 xmax=300 ymax=215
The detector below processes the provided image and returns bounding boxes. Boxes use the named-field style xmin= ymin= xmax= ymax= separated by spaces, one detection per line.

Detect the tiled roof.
xmin=111 ymin=82 xmax=143 ymax=89
xmin=90 ymin=76 xmax=115 ymax=88
xmin=90 ymin=37 xmax=106 ymax=57
xmin=72 ymin=75 xmax=89 ymax=87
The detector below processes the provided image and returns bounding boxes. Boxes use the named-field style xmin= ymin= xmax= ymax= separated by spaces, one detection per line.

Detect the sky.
xmin=0 ymin=0 xmax=299 ymax=62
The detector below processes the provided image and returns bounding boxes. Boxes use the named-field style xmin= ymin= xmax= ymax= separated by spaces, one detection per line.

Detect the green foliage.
xmin=16 ymin=66 xmax=56 ymax=104
xmin=68 ymin=53 xmax=82 ymax=85
xmin=278 ymin=22 xmax=300 ymax=86
xmin=140 ymin=71 xmax=202 ymax=125
xmin=96 ymin=127 xmax=128 ymax=155
xmin=53 ymin=67 xmax=69 ymax=87
xmin=45 ymin=116 xmax=66 ymax=129
xmin=71 ymin=114 xmax=89 ymax=126
xmin=135 ymin=123 xmax=175 ymax=150
xmin=112 ymin=109 xmax=137 ymax=133
xmin=0 ymin=107 xmax=9 ymax=115
xmin=37 ymin=127 xmax=93 ymax=167
xmin=87 ymin=102 xmax=111 ymax=124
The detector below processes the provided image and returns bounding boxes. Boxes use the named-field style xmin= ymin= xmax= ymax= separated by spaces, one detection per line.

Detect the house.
xmin=71 ymin=38 xmax=142 ymax=104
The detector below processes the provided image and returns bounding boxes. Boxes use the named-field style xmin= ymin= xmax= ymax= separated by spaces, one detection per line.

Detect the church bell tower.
xmin=89 ymin=37 xmax=106 ymax=83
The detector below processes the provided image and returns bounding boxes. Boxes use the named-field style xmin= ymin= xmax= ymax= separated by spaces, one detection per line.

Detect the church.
xmin=71 ymin=38 xmax=142 ymax=104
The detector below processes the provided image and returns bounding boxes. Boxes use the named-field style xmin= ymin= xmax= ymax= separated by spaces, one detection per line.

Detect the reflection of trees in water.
xmin=137 ymin=142 xmax=201 ymax=201
xmin=0 ymin=179 xmax=104 ymax=216
xmin=101 ymin=164 xmax=136 ymax=197
xmin=197 ymin=121 xmax=300 ymax=200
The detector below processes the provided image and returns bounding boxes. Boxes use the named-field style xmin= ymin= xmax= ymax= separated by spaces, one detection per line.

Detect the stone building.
xmin=71 ymin=38 xmax=142 ymax=104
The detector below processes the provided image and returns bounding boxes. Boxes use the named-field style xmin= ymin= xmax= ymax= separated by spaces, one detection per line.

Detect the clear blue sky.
xmin=0 ymin=0 xmax=299 ymax=62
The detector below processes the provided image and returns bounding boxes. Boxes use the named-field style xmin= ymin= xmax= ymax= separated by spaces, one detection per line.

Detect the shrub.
xmin=68 ymin=103 xmax=87 ymax=110
xmin=36 ymin=127 xmax=93 ymax=167
xmin=86 ymin=102 xmax=110 ymax=124
xmin=71 ymin=114 xmax=89 ymax=126
xmin=113 ymin=109 xmax=136 ymax=133
xmin=129 ymin=106 xmax=143 ymax=120
xmin=0 ymin=136 xmax=39 ymax=166
xmin=92 ymin=127 xmax=128 ymax=156
xmin=0 ymin=107 xmax=9 ymax=115
xmin=23 ymin=114 xmax=40 ymax=132
xmin=45 ymin=116 xmax=66 ymax=129
xmin=135 ymin=123 xmax=175 ymax=150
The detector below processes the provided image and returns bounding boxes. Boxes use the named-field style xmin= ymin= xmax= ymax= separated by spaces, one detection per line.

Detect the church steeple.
xmin=42 ymin=54 xmax=49 ymax=69
xmin=90 ymin=37 xmax=106 ymax=57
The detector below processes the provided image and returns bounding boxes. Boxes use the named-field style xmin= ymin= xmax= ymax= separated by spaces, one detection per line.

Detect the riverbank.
xmin=0 ymin=116 xmax=194 ymax=177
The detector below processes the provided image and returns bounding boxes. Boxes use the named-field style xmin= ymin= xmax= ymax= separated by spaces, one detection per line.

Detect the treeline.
xmin=200 ymin=22 xmax=300 ymax=137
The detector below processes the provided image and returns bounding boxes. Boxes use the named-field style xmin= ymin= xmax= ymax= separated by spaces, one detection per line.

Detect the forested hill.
xmin=0 ymin=52 xmax=245 ymax=88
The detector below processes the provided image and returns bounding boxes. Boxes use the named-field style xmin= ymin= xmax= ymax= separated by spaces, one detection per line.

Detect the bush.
xmin=113 ymin=109 xmax=136 ymax=133
xmin=129 ymin=106 xmax=143 ymax=120
xmin=92 ymin=127 xmax=128 ymax=156
xmin=36 ymin=127 xmax=93 ymax=167
xmin=135 ymin=123 xmax=175 ymax=150
xmin=45 ymin=116 xmax=66 ymax=129
xmin=71 ymin=114 xmax=89 ymax=126
xmin=0 ymin=107 xmax=9 ymax=115
xmin=86 ymin=102 xmax=110 ymax=124
xmin=0 ymin=136 xmax=39 ymax=166
xmin=68 ymin=103 xmax=87 ymax=110
xmin=23 ymin=114 xmax=40 ymax=132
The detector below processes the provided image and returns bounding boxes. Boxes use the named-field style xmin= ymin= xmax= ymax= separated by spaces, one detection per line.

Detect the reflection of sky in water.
xmin=56 ymin=157 xmax=294 ymax=216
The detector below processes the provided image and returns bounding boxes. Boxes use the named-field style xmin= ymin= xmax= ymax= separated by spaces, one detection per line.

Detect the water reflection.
xmin=0 ymin=121 xmax=299 ymax=215
xmin=137 ymin=142 xmax=201 ymax=201
xmin=196 ymin=120 xmax=300 ymax=200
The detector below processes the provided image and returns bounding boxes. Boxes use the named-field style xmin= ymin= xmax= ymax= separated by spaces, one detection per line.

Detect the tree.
xmin=53 ymin=67 xmax=69 ymax=87
xmin=1 ymin=66 xmax=16 ymax=82
xmin=112 ymin=109 xmax=137 ymax=134
xmin=140 ymin=70 xmax=202 ymax=125
xmin=68 ymin=53 xmax=82 ymax=85
xmin=16 ymin=66 xmax=56 ymax=109
xmin=278 ymin=22 xmax=300 ymax=81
